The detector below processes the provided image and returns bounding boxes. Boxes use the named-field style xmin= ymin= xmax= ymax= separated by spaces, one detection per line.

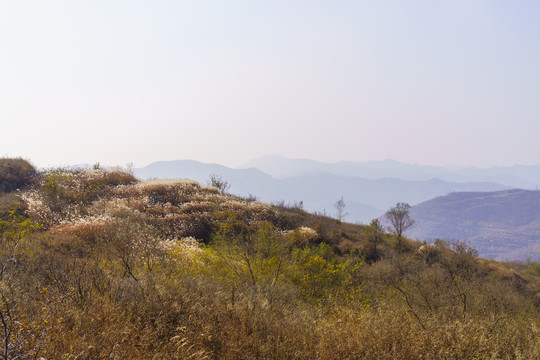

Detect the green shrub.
xmin=0 ymin=192 xmax=27 ymax=220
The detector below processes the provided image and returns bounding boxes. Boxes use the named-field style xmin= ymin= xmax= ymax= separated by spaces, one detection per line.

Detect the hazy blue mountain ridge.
xmin=134 ymin=159 xmax=509 ymax=224
xmin=244 ymin=155 xmax=540 ymax=188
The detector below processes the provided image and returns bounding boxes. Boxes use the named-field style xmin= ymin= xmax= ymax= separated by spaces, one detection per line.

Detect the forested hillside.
xmin=0 ymin=158 xmax=539 ymax=359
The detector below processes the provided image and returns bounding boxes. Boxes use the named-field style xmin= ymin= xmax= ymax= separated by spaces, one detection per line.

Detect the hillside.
xmin=0 ymin=162 xmax=539 ymax=358
xmin=134 ymin=159 xmax=509 ymax=223
xmin=409 ymin=189 xmax=540 ymax=261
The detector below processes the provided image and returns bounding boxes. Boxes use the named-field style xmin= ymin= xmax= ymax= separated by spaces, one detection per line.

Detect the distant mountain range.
xmin=408 ymin=189 xmax=540 ymax=261
xmin=244 ymin=155 xmax=540 ymax=189
xmin=134 ymin=158 xmax=511 ymax=224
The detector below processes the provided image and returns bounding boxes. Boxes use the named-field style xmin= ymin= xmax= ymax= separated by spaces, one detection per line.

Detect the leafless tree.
xmin=334 ymin=196 xmax=348 ymax=222
xmin=385 ymin=202 xmax=414 ymax=250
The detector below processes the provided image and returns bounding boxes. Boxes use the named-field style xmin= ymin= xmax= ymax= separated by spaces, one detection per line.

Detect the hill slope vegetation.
xmin=0 ymin=163 xmax=538 ymax=359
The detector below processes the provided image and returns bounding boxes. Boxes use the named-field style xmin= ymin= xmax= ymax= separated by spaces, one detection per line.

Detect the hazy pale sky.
xmin=1 ymin=1 xmax=539 ymax=168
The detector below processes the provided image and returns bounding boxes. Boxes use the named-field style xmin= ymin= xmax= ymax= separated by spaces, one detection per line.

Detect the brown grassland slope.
xmin=0 ymin=161 xmax=539 ymax=359
xmin=409 ymin=189 xmax=540 ymax=260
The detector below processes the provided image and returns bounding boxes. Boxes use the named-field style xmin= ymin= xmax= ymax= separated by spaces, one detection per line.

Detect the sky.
xmin=1 ymin=1 xmax=540 ymax=169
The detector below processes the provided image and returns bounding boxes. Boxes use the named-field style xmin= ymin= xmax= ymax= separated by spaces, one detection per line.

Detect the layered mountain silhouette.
xmin=134 ymin=158 xmax=510 ymax=224
xmin=244 ymin=155 xmax=540 ymax=188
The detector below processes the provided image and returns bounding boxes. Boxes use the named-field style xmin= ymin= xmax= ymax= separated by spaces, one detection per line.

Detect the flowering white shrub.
xmin=282 ymin=226 xmax=318 ymax=243
xmin=296 ymin=226 xmax=318 ymax=240
xmin=20 ymin=190 xmax=52 ymax=223
xmin=418 ymin=243 xmax=437 ymax=254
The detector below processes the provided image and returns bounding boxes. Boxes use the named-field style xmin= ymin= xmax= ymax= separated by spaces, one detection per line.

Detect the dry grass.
xmin=0 ymin=168 xmax=537 ymax=359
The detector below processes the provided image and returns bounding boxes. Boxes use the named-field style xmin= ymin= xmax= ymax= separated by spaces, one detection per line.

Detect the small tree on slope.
xmin=385 ymin=202 xmax=414 ymax=251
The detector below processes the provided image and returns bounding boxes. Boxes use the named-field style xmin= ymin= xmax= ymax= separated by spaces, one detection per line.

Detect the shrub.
xmin=0 ymin=158 xmax=36 ymax=193
xmin=0 ymin=192 xmax=27 ymax=220
xmin=29 ymin=168 xmax=137 ymax=221
xmin=207 ymin=174 xmax=231 ymax=194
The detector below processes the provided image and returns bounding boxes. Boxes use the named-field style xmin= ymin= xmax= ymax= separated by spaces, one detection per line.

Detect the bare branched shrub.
xmin=207 ymin=174 xmax=230 ymax=194
xmin=102 ymin=210 xmax=163 ymax=280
